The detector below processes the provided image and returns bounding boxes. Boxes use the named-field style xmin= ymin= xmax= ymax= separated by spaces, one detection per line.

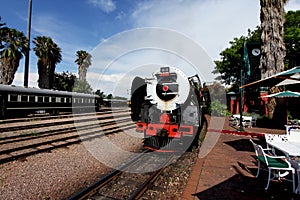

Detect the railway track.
xmin=0 ymin=108 xmax=135 ymax=164
xmin=68 ymin=150 xmax=177 ymax=200
xmin=0 ymin=107 xmax=115 ymax=124
xmin=0 ymin=108 xmax=129 ymax=132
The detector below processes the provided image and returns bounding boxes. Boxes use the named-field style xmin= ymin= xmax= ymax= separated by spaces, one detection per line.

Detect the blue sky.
xmin=1 ymin=0 xmax=300 ymax=96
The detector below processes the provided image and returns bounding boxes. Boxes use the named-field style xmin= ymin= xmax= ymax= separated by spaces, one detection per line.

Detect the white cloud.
xmin=12 ymin=72 xmax=39 ymax=88
xmin=130 ymin=0 xmax=260 ymax=61
xmin=88 ymin=0 xmax=116 ymax=13
xmin=286 ymin=0 xmax=300 ymax=11
xmin=87 ymin=0 xmax=262 ymax=96
xmin=86 ymin=28 xmax=215 ymax=97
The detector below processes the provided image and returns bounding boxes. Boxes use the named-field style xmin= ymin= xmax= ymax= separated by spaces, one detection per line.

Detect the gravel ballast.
xmin=0 ymin=130 xmax=143 ymax=200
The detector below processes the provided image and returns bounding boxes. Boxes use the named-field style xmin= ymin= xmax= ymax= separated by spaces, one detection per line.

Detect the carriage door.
xmin=0 ymin=94 xmax=6 ymax=118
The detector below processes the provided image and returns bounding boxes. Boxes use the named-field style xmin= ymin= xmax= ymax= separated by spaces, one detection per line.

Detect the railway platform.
xmin=182 ymin=118 xmax=299 ymax=200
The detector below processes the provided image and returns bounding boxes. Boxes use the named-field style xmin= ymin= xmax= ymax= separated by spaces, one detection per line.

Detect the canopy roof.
xmin=261 ymin=90 xmax=300 ymax=98
xmin=241 ymin=66 xmax=300 ymax=88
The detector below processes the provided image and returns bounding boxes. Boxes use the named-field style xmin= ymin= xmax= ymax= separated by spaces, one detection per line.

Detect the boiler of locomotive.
xmin=145 ymin=66 xmax=190 ymax=111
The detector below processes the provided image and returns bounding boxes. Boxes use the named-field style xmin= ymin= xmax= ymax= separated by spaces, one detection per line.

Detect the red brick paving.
xmin=182 ymin=118 xmax=299 ymax=200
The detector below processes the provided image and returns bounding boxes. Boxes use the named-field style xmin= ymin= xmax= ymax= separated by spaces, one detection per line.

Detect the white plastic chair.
xmin=250 ymin=139 xmax=295 ymax=192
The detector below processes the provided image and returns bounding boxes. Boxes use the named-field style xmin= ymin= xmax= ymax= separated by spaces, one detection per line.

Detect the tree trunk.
xmin=259 ymin=0 xmax=286 ymax=78
xmin=78 ymin=65 xmax=87 ymax=81
xmin=38 ymin=60 xmax=50 ymax=89
xmin=260 ymin=0 xmax=288 ymax=127
xmin=0 ymin=58 xmax=19 ymax=85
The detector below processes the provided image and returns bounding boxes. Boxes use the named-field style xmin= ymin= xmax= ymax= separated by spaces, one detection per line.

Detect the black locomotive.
xmin=130 ymin=66 xmax=204 ymax=152
xmin=0 ymin=84 xmax=101 ymax=118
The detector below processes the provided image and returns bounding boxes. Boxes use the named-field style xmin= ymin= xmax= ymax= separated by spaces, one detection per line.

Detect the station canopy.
xmin=240 ymin=66 xmax=300 ymax=88
xmin=261 ymin=90 xmax=300 ymax=98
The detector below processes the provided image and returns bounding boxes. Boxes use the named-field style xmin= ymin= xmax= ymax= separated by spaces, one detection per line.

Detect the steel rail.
xmin=68 ymin=149 xmax=151 ymax=200
xmin=127 ymin=153 xmax=176 ymax=200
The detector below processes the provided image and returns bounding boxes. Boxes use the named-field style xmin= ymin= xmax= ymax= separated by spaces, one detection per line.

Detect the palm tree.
xmin=0 ymin=17 xmax=6 ymax=50
xmin=259 ymin=0 xmax=288 ymax=78
xmin=75 ymin=50 xmax=92 ymax=81
xmin=33 ymin=36 xmax=62 ymax=89
xmin=0 ymin=27 xmax=28 ymax=84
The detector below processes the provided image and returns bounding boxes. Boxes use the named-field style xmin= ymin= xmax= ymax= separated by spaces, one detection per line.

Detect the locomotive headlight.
xmin=162 ymin=85 xmax=169 ymax=92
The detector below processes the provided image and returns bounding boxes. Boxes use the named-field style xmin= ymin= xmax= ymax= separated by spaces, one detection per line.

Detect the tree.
xmin=284 ymin=10 xmax=300 ymax=67
xmin=213 ymin=27 xmax=261 ymax=86
xmin=72 ymin=79 xmax=93 ymax=94
xmin=214 ymin=9 xmax=300 ymax=88
xmin=95 ymin=89 xmax=105 ymax=99
xmin=33 ymin=36 xmax=62 ymax=89
xmin=106 ymin=94 xmax=113 ymax=99
xmin=259 ymin=0 xmax=288 ymax=78
xmin=0 ymin=17 xmax=6 ymax=50
xmin=75 ymin=50 xmax=92 ymax=81
xmin=0 ymin=25 xmax=28 ymax=84
xmin=214 ymin=36 xmax=247 ymax=85
xmin=53 ymin=71 xmax=76 ymax=91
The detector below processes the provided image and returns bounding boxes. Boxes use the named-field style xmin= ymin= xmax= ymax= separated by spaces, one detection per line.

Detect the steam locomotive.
xmin=0 ymin=84 xmax=102 ymax=118
xmin=130 ymin=66 xmax=204 ymax=152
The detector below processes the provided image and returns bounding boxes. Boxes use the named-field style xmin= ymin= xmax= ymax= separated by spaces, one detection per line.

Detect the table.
xmin=268 ymin=141 xmax=300 ymax=157
xmin=266 ymin=135 xmax=300 ymax=194
xmin=232 ymin=115 xmax=253 ymax=127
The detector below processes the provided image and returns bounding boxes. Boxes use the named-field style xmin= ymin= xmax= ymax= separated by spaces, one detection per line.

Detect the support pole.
xmin=239 ymin=63 xmax=245 ymax=132
xmin=24 ymin=0 xmax=32 ymax=87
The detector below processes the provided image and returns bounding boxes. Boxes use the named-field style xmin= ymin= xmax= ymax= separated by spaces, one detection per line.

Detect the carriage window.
xmin=8 ymin=94 xmax=18 ymax=102
xmin=56 ymin=97 xmax=61 ymax=103
xmin=66 ymin=98 xmax=70 ymax=103
xmin=44 ymin=96 xmax=50 ymax=102
xmin=29 ymin=95 xmax=35 ymax=102
xmin=61 ymin=97 xmax=66 ymax=103
xmin=92 ymin=99 xmax=95 ymax=103
xmin=51 ymin=97 xmax=55 ymax=102
xmin=21 ymin=95 xmax=28 ymax=102
xmin=38 ymin=96 xmax=43 ymax=102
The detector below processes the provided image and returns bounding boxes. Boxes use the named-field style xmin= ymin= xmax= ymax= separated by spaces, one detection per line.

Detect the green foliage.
xmin=0 ymin=18 xmax=29 ymax=84
xmin=209 ymin=99 xmax=230 ymax=117
xmin=33 ymin=36 xmax=62 ymax=89
xmin=206 ymin=82 xmax=226 ymax=102
xmin=106 ymin=94 xmax=113 ymax=99
xmin=75 ymin=50 xmax=91 ymax=66
xmin=0 ymin=17 xmax=6 ymax=50
xmin=113 ymin=96 xmax=127 ymax=100
xmin=214 ymin=10 xmax=300 ymax=86
xmin=33 ymin=36 xmax=62 ymax=65
xmin=53 ymin=71 xmax=76 ymax=91
xmin=95 ymin=89 xmax=105 ymax=98
xmin=213 ymin=27 xmax=261 ymax=86
xmin=284 ymin=10 xmax=300 ymax=67
xmin=75 ymin=50 xmax=92 ymax=81
xmin=72 ymin=80 xmax=93 ymax=94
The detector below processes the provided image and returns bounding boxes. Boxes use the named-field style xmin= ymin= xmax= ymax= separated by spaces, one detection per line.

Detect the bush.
xmin=209 ymin=99 xmax=230 ymax=117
